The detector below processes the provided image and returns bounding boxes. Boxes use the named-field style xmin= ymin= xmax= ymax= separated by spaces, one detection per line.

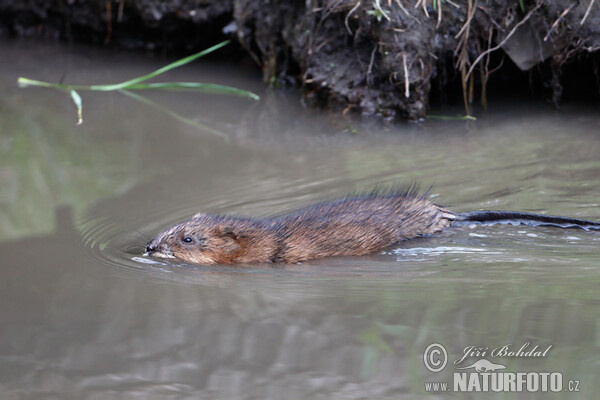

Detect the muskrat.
xmin=145 ymin=188 xmax=600 ymax=264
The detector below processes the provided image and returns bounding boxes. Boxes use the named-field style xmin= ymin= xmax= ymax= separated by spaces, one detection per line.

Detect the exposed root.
xmin=544 ymin=3 xmax=576 ymax=42
xmin=104 ymin=1 xmax=112 ymax=45
xmin=551 ymin=58 xmax=563 ymax=107
xmin=403 ymin=52 xmax=409 ymax=97
xmin=455 ymin=0 xmax=476 ymax=115
xmin=393 ymin=0 xmax=410 ymax=17
xmin=454 ymin=0 xmax=477 ymax=41
xmin=4 ymin=0 xmax=600 ymax=121
xmin=464 ymin=2 xmax=542 ymax=82
xmin=414 ymin=0 xmax=429 ymax=18
xmin=367 ymin=44 xmax=378 ymax=86
xmin=117 ymin=0 xmax=125 ymax=22
xmin=581 ymin=0 xmax=596 ymax=25
xmin=344 ymin=1 xmax=361 ymax=35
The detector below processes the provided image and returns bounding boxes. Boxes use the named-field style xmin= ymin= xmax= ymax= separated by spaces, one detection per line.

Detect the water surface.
xmin=1 ymin=39 xmax=599 ymax=399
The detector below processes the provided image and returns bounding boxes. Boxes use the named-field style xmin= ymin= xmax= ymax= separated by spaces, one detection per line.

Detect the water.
xmin=1 ymin=39 xmax=599 ymax=399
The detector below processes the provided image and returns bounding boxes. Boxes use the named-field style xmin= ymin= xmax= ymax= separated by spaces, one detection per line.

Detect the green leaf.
xmin=18 ymin=77 xmax=57 ymax=89
xmin=16 ymin=41 xmax=259 ymax=101
xmin=16 ymin=41 xmax=258 ymax=129
xmin=89 ymin=40 xmax=231 ymax=91
xmin=119 ymin=90 xmax=228 ymax=138
xmin=428 ymin=114 xmax=476 ymax=121
xmin=123 ymin=82 xmax=260 ymax=100
xmin=70 ymin=89 xmax=83 ymax=125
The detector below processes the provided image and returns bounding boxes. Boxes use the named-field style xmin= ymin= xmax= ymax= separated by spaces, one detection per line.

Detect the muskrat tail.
xmin=454 ymin=211 xmax=600 ymax=231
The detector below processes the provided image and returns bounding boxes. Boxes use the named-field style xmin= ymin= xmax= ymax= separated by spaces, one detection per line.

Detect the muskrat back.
xmin=145 ymin=188 xmax=455 ymax=264
xmin=270 ymin=190 xmax=455 ymax=263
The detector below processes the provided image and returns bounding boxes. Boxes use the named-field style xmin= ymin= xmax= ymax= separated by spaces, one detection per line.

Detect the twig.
xmin=465 ymin=3 xmax=542 ymax=82
xmin=581 ymin=0 xmax=596 ymax=24
xmin=436 ymin=0 xmax=442 ymax=29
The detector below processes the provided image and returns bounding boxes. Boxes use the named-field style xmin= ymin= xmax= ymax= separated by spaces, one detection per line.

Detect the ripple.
xmin=75 ymin=198 xmax=453 ymax=291
xmin=75 ymin=169 xmax=600 ymax=288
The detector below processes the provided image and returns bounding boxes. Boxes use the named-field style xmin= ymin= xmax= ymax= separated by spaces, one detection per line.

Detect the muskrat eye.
xmin=182 ymin=237 xmax=193 ymax=243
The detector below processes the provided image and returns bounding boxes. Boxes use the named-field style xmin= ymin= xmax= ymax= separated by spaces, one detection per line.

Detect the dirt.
xmin=1 ymin=0 xmax=599 ymax=121
xmin=0 ymin=0 xmax=233 ymax=51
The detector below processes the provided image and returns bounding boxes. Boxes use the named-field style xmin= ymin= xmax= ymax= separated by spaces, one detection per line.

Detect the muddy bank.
xmin=1 ymin=0 xmax=599 ymax=120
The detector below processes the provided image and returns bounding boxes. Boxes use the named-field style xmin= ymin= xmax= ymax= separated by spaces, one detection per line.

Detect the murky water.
xmin=1 ymin=39 xmax=599 ymax=399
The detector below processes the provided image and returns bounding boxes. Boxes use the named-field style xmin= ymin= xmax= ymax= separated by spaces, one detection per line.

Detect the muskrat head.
xmin=145 ymin=214 xmax=244 ymax=265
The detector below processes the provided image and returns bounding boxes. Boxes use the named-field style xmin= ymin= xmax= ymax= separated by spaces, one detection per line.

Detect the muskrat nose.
xmin=145 ymin=242 xmax=155 ymax=254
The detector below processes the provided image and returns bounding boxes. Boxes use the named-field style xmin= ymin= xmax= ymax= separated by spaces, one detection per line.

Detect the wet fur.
xmin=146 ymin=187 xmax=600 ymax=264
xmin=145 ymin=188 xmax=455 ymax=264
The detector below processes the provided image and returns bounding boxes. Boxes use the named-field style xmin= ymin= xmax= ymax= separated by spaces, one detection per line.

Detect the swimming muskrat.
xmin=145 ymin=188 xmax=600 ymax=264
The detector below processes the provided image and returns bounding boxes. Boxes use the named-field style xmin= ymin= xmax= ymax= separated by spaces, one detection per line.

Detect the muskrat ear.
xmin=221 ymin=227 xmax=238 ymax=240
xmin=216 ymin=226 xmax=241 ymax=256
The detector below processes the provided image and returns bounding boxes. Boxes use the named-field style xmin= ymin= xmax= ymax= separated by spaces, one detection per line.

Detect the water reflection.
xmin=1 ymin=40 xmax=600 ymax=399
xmin=2 ymin=210 xmax=598 ymax=398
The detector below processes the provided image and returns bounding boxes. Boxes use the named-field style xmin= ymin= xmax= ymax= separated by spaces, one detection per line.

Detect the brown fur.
xmin=145 ymin=189 xmax=456 ymax=264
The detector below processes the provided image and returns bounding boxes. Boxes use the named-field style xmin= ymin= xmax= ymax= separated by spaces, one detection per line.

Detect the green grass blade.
xmin=18 ymin=77 xmax=62 ymax=89
xmin=123 ymin=82 xmax=259 ymax=100
xmin=18 ymin=77 xmax=92 ymax=91
xmin=428 ymin=114 xmax=476 ymax=121
xmin=89 ymin=40 xmax=231 ymax=91
xmin=119 ymin=90 xmax=228 ymax=138
xmin=18 ymin=41 xmax=252 ymax=129
xmin=70 ymin=89 xmax=83 ymax=125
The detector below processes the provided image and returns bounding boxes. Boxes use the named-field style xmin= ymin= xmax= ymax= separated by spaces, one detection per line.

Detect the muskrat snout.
xmin=144 ymin=242 xmax=154 ymax=255
xmin=144 ymin=238 xmax=175 ymax=259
